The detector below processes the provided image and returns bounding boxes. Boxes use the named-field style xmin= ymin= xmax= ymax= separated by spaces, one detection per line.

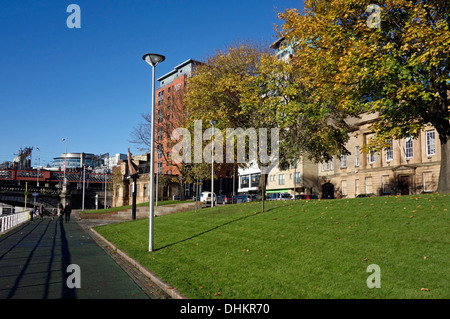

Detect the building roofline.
xmin=157 ymin=59 xmax=202 ymax=82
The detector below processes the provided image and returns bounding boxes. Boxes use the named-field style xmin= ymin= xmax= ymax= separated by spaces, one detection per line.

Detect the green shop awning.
xmin=266 ymin=189 xmax=289 ymax=193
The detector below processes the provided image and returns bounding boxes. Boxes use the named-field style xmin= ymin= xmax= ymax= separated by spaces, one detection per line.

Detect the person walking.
xmin=64 ymin=202 xmax=72 ymax=223
xmin=57 ymin=203 xmax=64 ymax=223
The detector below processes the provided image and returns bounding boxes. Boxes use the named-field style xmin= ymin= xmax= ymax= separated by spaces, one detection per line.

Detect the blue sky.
xmin=0 ymin=0 xmax=303 ymax=167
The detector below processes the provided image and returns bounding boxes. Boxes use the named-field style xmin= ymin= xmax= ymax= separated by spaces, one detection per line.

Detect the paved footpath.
xmin=0 ymin=215 xmax=170 ymax=299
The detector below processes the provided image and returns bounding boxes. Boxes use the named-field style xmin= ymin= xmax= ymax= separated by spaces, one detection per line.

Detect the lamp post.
xmin=143 ymin=52 xmax=165 ymax=252
xmin=36 ymin=147 xmax=40 ymax=187
xmin=210 ymin=120 xmax=216 ymax=208
xmin=156 ymin=148 xmax=160 ymax=207
xmin=62 ymin=137 xmax=68 ymax=184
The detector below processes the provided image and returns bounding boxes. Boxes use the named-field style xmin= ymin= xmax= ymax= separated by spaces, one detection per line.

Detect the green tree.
xmin=278 ymin=0 xmax=450 ymax=193
xmin=184 ymin=41 xmax=278 ymax=211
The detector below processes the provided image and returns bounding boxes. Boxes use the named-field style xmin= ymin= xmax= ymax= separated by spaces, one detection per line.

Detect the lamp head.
xmin=142 ymin=53 xmax=165 ymax=67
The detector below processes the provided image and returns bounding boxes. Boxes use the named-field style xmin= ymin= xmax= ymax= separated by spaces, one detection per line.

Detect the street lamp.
xmin=36 ymin=147 xmax=40 ymax=187
xmin=210 ymin=120 xmax=216 ymax=208
xmin=62 ymin=137 xmax=68 ymax=184
xmin=143 ymin=52 xmax=165 ymax=252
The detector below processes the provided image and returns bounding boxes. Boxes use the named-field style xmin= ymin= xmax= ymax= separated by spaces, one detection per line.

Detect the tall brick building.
xmin=112 ymin=59 xmax=237 ymax=206
xmin=154 ymin=59 xmax=202 ymax=177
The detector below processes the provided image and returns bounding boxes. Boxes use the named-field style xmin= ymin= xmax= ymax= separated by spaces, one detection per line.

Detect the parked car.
xmin=266 ymin=193 xmax=291 ymax=201
xmin=200 ymin=192 xmax=217 ymax=204
xmin=293 ymin=194 xmax=318 ymax=200
xmin=233 ymin=194 xmax=255 ymax=203
xmin=217 ymin=195 xmax=232 ymax=205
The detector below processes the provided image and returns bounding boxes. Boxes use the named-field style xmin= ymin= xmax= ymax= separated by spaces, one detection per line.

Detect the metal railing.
xmin=0 ymin=210 xmax=30 ymax=233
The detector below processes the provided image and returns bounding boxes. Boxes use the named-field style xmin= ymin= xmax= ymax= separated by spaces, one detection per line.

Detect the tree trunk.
xmin=258 ymin=173 xmax=267 ymax=213
xmin=437 ymin=137 xmax=450 ymax=193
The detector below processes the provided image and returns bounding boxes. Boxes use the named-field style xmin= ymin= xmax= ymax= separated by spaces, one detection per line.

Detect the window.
xmin=382 ymin=175 xmax=390 ymax=193
xmin=365 ymin=176 xmax=373 ymax=194
xmin=423 ymin=172 xmax=434 ymax=192
xmin=143 ymin=183 xmax=148 ymax=197
xmin=405 ymin=137 xmax=413 ymax=158
xmin=355 ymin=146 xmax=360 ymax=167
xmin=369 ymin=151 xmax=376 ymax=164
xmin=322 ymin=159 xmax=334 ymax=171
xmin=157 ymin=162 xmax=162 ymax=173
xmin=341 ymin=180 xmax=347 ymax=196
xmin=158 ymin=109 xmax=164 ymax=123
xmin=278 ymin=174 xmax=285 ymax=185
xmin=157 ymin=127 xmax=164 ymax=141
xmin=251 ymin=174 xmax=260 ymax=187
xmin=426 ymin=130 xmax=436 ymax=156
xmin=385 ymin=139 xmax=393 ymax=162
xmin=241 ymin=175 xmax=249 ymax=188
xmin=340 ymin=154 xmax=347 ymax=168
xmin=295 ymin=172 xmax=301 ymax=184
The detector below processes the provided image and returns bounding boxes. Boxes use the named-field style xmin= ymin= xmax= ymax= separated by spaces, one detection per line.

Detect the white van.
xmin=200 ymin=192 xmax=217 ymax=204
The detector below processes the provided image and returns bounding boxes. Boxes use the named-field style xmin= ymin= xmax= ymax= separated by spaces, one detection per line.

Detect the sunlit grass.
xmin=94 ymin=193 xmax=449 ymax=299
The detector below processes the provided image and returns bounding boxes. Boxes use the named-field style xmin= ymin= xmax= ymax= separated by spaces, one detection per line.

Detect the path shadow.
xmin=2 ymin=218 xmax=76 ymax=299
xmin=5 ymin=219 xmax=52 ymax=298
xmin=59 ymin=221 xmax=76 ymax=298
xmin=0 ymin=221 xmax=43 ymax=260
xmin=155 ymin=208 xmax=273 ymax=251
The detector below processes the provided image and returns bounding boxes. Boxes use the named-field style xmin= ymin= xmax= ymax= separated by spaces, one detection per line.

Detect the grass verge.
xmin=94 ymin=193 xmax=449 ymax=299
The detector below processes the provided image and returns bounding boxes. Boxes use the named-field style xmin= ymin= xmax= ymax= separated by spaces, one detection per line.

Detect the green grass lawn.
xmin=94 ymin=193 xmax=449 ymax=299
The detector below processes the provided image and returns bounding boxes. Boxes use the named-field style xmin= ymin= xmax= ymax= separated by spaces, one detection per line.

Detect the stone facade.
xmin=318 ymin=113 xmax=441 ymax=198
xmin=266 ymin=157 xmax=319 ymax=196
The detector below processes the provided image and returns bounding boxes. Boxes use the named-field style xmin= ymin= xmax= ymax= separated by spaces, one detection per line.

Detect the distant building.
xmin=237 ymin=161 xmax=261 ymax=194
xmin=51 ymin=152 xmax=126 ymax=172
xmin=266 ymin=157 xmax=319 ymax=196
xmin=111 ymin=59 xmax=241 ymax=207
xmin=266 ymin=37 xmax=441 ymax=199
xmin=154 ymin=59 xmax=203 ymax=177
xmin=51 ymin=153 xmax=96 ymax=170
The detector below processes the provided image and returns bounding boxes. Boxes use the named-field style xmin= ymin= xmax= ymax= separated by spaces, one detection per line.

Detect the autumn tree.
xmin=277 ymin=0 xmax=450 ymax=192
xmin=184 ymin=42 xmax=279 ymax=211
xmin=184 ymin=40 xmax=356 ymax=211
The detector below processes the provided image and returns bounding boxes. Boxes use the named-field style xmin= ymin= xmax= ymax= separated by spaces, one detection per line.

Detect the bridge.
xmin=0 ymin=169 xmax=112 ymax=210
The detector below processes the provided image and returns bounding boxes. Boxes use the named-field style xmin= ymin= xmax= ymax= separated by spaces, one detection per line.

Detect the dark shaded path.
xmin=0 ymin=217 xmax=160 ymax=299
